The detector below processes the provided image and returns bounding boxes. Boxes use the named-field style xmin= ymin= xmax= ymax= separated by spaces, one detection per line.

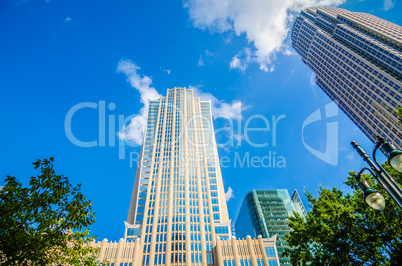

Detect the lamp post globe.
xmin=358 ymin=180 xmax=386 ymax=210
xmin=389 ymin=152 xmax=402 ymax=173
xmin=364 ymin=191 xmax=386 ymax=211
xmin=379 ymin=140 xmax=402 ymax=173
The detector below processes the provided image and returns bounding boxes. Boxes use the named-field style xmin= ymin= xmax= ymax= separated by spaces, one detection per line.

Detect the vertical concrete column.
xmin=190 ymin=95 xmax=208 ymax=266
xmin=257 ymin=235 xmax=268 ymax=266
xmin=150 ymin=144 xmax=164 ymax=266
xmin=114 ymin=238 xmax=125 ymax=265
xmin=215 ymin=237 xmax=224 ymax=266
xmin=246 ymin=236 xmax=257 ymax=266
xmin=133 ymin=238 xmax=142 ymax=265
xmin=98 ymin=238 xmax=108 ymax=263
xmin=149 ymin=97 xmax=167 ymax=266
xmin=166 ymin=95 xmax=174 ymax=266
xmin=231 ymin=236 xmax=240 ymax=266
xmin=183 ymin=89 xmax=192 ymax=266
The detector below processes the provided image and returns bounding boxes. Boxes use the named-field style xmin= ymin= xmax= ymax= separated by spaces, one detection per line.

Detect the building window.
xmin=268 ymin=260 xmax=278 ymax=266
xmin=265 ymin=246 xmax=276 ymax=257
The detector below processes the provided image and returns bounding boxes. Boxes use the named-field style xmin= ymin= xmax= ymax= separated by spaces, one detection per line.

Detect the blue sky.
xmin=1 ymin=0 xmax=400 ymax=241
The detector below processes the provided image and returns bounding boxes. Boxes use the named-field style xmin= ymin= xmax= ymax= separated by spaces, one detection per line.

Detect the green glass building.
xmin=234 ymin=190 xmax=307 ymax=265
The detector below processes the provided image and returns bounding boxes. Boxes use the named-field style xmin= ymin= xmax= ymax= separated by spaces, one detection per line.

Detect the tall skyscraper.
xmin=90 ymin=88 xmax=280 ymax=266
xmin=291 ymin=7 xmax=402 ymax=147
xmin=235 ymin=190 xmax=307 ymax=265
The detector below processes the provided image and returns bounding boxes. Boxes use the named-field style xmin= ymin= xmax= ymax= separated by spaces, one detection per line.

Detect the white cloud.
xmin=229 ymin=55 xmax=243 ymax=70
xmin=309 ymin=72 xmax=316 ymax=88
xmin=190 ymin=85 xmax=250 ymax=120
xmin=205 ymin=49 xmax=214 ymax=56
xmin=160 ymin=67 xmax=171 ymax=74
xmin=65 ymin=17 xmax=72 ymax=22
xmin=284 ymin=49 xmax=294 ymax=56
xmin=198 ymin=55 xmax=205 ymax=66
xmin=233 ymin=133 xmax=244 ymax=148
xmin=346 ymin=152 xmax=355 ymax=160
xmin=198 ymin=50 xmax=215 ymax=67
xmin=225 ymin=187 xmax=235 ymax=201
xmin=383 ymin=0 xmax=395 ymax=11
xmin=185 ymin=0 xmax=345 ymax=71
xmin=117 ymin=59 xmax=162 ymax=145
xmin=229 ymin=48 xmax=252 ymax=71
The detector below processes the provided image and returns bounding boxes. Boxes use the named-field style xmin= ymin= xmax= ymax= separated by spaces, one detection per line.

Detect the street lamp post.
xmin=351 ymin=137 xmax=402 ymax=211
xmin=354 ymin=167 xmax=386 ymax=210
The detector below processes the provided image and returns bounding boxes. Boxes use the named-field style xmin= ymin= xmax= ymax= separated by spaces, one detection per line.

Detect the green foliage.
xmin=396 ymin=107 xmax=402 ymax=126
xmin=284 ymin=162 xmax=402 ymax=265
xmin=0 ymin=158 xmax=100 ymax=265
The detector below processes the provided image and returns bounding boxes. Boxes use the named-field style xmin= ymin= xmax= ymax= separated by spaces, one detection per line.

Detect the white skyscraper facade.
xmin=125 ymin=87 xmax=229 ymax=265
xmin=91 ymin=87 xmax=279 ymax=266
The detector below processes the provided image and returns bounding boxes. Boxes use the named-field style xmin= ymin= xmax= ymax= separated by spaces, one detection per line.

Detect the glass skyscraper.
xmin=235 ymin=190 xmax=307 ymax=265
xmin=292 ymin=7 xmax=402 ymax=147
xmin=90 ymin=88 xmax=280 ymax=266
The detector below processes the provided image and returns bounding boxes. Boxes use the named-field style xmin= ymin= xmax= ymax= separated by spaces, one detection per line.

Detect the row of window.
xmin=311 ymin=36 xmax=401 ymax=144
xmin=311 ymin=33 xmax=399 ymax=121
xmin=335 ymin=24 xmax=402 ymax=80
xmin=223 ymin=259 xmax=278 ymax=266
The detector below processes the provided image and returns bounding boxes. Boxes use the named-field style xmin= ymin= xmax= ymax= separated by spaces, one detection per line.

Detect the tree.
xmin=284 ymin=163 xmax=402 ymax=265
xmin=0 ymin=158 xmax=100 ymax=265
xmin=396 ymin=107 xmax=402 ymax=126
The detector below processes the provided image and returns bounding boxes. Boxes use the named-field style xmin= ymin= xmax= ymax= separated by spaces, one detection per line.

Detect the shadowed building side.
xmin=292 ymin=7 xmax=402 ymax=148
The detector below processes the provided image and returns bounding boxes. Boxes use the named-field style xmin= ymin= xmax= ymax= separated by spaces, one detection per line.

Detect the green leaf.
xmin=285 ymin=162 xmax=402 ymax=265
xmin=0 ymin=158 xmax=100 ymax=265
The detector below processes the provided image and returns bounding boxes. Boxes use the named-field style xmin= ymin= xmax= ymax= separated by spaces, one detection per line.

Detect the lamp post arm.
xmin=372 ymin=144 xmax=381 ymax=169
xmin=351 ymin=141 xmax=402 ymax=210
xmin=355 ymin=167 xmax=377 ymax=182
xmin=372 ymin=140 xmax=388 ymax=177
xmin=352 ymin=141 xmax=390 ymax=192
